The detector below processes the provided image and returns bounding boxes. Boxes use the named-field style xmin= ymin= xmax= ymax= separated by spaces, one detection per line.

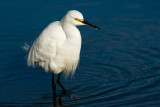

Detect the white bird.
xmin=25 ymin=10 xmax=100 ymax=92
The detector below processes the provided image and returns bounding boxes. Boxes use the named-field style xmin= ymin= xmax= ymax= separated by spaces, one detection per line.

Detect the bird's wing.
xmin=27 ymin=21 xmax=66 ymax=70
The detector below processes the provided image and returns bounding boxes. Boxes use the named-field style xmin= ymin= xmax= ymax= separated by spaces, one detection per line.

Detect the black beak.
xmin=81 ymin=20 xmax=100 ymax=30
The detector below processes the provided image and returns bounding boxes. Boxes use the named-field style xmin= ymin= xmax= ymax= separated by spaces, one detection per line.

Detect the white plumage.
xmin=27 ymin=10 xmax=83 ymax=77
xmin=25 ymin=10 xmax=99 ymax=78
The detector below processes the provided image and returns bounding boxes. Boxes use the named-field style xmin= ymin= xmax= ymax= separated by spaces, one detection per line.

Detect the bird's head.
xmin=62 ymin=10 xmax=100 ymax=29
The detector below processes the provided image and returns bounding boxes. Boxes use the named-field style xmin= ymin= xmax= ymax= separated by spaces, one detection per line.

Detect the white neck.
xmin=61 ymin=21 xmax=81 ymax=42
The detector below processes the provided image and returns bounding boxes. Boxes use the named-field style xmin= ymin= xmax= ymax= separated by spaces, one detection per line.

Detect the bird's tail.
xmin=22 ymin=42 xmax=30 ymax=52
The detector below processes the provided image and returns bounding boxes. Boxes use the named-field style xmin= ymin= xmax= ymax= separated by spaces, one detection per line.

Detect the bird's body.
xmin=25 ymin=10 xmax=99 ymax=92
xmin=27 ymin=20 xmax=81 ymax=76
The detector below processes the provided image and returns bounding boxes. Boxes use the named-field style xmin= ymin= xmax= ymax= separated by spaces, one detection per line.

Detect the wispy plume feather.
xmin=22 ymin=42 xmax=30 ymax=52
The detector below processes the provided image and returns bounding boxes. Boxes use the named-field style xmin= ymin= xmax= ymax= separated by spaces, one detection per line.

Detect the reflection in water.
xmin=52 ymin=87 xmax=80 ymax=107
xmin=34 ymin=86 xmax=80 ymax=107
xmin=52 ymin=88 xmax=64 ymax=107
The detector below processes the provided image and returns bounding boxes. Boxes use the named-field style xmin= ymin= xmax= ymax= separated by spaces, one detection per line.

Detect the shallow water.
xmin=1 ymin=0 xmax=160 ymax=106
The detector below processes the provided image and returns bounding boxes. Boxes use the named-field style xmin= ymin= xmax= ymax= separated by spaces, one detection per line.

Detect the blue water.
xmin=1 ymin=0 xmax=160 ymax=106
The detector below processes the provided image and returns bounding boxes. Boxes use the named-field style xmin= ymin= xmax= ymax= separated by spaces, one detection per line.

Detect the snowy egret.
xmin=25 ymin=10 xmax=100 ymax=92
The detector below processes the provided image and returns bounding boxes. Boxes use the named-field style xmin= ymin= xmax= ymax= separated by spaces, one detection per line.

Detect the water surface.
xmin=0 ymin=0 xmax=160 ymax=106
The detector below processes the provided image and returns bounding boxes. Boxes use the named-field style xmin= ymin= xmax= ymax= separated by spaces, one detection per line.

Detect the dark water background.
xmin=1 ymin=0 xmax=160 ymax=106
